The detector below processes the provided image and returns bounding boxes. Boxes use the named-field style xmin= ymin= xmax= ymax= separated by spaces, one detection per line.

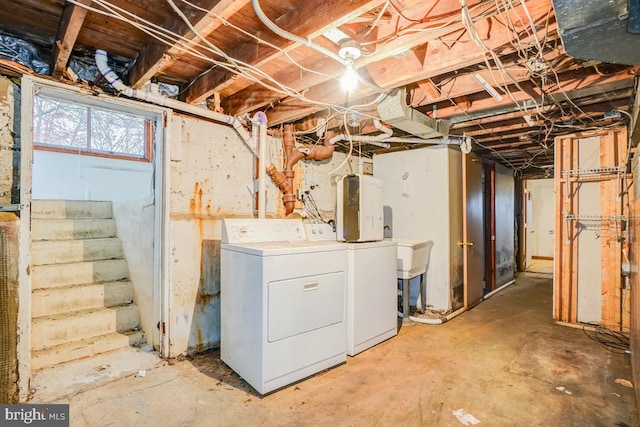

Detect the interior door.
xmin=536 ymin=181 xmax=555 ymax=257
xmin=463 ymin=152 xmax=484 ymax=308
xmin=525 ymin=184 xmax=533 ymax=268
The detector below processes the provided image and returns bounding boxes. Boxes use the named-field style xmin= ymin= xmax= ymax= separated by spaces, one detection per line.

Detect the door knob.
xmin=458 ymin=241 xmax=474 ymax=247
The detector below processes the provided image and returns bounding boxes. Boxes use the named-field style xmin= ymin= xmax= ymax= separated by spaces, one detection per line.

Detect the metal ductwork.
xmin=553 ymin=0 xmax=640 ymax=66
xmin=376 ymin=88 xmax=450 ymax=139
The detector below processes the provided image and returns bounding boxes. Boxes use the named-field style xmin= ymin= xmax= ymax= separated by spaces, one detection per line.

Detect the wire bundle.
xmin=582 ymin=322 xmax=630 ymax=354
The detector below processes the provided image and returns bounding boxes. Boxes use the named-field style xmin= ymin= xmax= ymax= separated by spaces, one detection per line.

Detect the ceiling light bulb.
xmin=341 ymin=63 xmax=358 ymax=91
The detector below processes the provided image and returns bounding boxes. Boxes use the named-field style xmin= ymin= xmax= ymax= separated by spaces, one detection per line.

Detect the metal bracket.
xmin=0 ymin=203 xmax=29 ymax=212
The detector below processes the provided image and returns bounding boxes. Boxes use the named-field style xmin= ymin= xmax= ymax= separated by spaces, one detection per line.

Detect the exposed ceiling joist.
xmin=183 ymin=0 xmax=387 ymax=104
xmin=51 ymin=0 xmax=91 ymax=78
xmin=127 ymin=0 xmax=249 ymax=88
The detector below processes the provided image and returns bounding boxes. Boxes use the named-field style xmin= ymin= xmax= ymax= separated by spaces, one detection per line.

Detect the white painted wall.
xmin=495 ymin=164 xmax=515 ymax=286
xmin=113 ymin=195 xmax=157 ymax=348
xmin=576 ymin=137 xmax=603 ymax=323
xmin=526 ymin=179 xmax=555 ymax=259
xmin=167 ymin=114 xmax=350 ymax=356
xmin=32 ymin=150 xmax=153 ymax=201
xmin=373 ymin=145 xmax=459 ymax=311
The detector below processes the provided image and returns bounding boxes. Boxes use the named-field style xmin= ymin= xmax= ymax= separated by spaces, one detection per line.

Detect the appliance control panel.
xmin=221 ymin=219 xmax=306 ymax=243
xmin=304 ymin=223 xmax=337 ymax=241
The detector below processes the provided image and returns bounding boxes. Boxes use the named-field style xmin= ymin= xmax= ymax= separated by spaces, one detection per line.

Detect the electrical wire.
xmin=582 ymin=322 xmax=630 ymax=354
xmin=67 ymin=0 xmax=367 ymax=115
xmin=175 ymin=0 xmax=337 ymax=82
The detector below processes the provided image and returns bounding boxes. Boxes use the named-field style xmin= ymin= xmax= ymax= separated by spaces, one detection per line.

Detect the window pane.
xmin=90 ymin=108 xmax=146 ymax=157
xmin=33 ymin=94 xmax=150 ymax=160
xmin=33 ymin=96 xmax=87 ymax=149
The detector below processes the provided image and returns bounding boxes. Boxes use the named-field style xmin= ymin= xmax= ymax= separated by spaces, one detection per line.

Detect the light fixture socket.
xmin=338 ymin=39 xmax=362 ymax=61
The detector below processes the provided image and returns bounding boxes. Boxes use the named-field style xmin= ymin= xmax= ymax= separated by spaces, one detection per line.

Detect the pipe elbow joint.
xmin=252 ymin=111 xmax=268 ymax=125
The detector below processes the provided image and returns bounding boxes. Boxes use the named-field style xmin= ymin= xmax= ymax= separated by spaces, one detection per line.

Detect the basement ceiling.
xmin=0 ymin=0 xmax=638 ymax=176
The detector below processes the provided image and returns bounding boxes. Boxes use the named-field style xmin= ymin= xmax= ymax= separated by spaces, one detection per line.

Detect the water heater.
xmin=337 ymin=174 xmax=384 ymax=242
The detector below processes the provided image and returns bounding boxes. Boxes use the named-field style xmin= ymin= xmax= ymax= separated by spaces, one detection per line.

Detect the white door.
xmin=527 ymin=179 xmax=555 ymax=259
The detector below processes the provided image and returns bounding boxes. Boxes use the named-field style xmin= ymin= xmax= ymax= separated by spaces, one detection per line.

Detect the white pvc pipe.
xmin=482 ymin=279 xmax=516 ymax=301
xmin=328 ymin=133 xmax=466 ymax=149
xmin=95 ymin=49 xmax=259 ymax=156
xmin=373 ymin=118 xmax=393 ymax=138
xmin=257 ymin=119 xmax=268 ymax=219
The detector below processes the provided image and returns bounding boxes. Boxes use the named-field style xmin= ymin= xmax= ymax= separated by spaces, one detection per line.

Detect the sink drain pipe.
xmin=405 ymin=306 xmax=466 ymax=325
xmin=405 ymin=278 xmax=516 ymax=324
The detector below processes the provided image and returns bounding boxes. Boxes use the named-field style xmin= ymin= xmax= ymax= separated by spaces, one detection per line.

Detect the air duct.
xmin=377 ymin=89 xmax=450 ymax=139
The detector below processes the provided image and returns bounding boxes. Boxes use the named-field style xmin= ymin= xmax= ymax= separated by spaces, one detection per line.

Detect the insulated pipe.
xmin=95 ymin=50 xmax=259 ymax=156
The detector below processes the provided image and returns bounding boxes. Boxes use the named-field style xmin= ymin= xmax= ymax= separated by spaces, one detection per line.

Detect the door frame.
xmin=462 ymin=152 xmax=485 ymax=309
xmin=17 ymin=77 xmax=33 ymax=400
xmin=18 ymin=77 xmax=173 ymax=388
xmin=483 ymin=161 xmax=496 ymax=292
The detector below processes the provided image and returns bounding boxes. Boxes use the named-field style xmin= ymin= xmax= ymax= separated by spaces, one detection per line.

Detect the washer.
xmin=306 ymin=224 xmax=397 ymax=356
xmin=221 ymin=219 xmax=347 ymax=395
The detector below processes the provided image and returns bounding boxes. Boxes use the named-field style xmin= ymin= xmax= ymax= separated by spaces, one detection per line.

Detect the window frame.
xmin=32 ymin=87 xmax=157 ymax=163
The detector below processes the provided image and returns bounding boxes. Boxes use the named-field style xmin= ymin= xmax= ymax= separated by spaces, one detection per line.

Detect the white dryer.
xmin=220 ymin=219 xmax=347 ymax=395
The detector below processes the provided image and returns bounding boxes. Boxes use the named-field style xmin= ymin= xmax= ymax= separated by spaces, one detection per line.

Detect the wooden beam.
xmin=430 ymin=69 xmax=637 ymax=121
xmin=218 ymin=3 xmax=479 ymax=114
xmin=366 ymin=0 xmax=556 ymax=88
xmin=51 ymin=0 xmax=91 ymax=78
xmin=184 ymin=0 xmax=387 ymax=103
xmin=410 ymin=50 xmax=563 ymax=107
xmin=128 ymin=0 xmax=249 ymax=88
xmin=262 ymin=0 xmax=556 ymax=125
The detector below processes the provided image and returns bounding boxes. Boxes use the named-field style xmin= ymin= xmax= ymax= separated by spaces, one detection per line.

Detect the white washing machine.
xmin=221 ymin=219 xmax=348 ymax=395
xmin=306 ymin=224 xmax=397 ymax=356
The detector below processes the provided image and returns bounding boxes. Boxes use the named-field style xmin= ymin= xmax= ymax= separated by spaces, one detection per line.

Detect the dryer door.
xmin=267 ymin=271 xmax=345 ymax=342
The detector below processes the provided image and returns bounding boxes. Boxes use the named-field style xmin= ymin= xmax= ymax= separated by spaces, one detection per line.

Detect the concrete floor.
xmin=37 ymin=272 xmax=637 ymax=426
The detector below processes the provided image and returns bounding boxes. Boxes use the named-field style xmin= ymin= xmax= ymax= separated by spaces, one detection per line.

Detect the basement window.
xmin=33 ymin=94 xmax=153 ymax=161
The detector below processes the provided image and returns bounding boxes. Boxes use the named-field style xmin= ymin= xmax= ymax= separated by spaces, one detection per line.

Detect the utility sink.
xmin=391 ymin=239 xmax=433 ymax=279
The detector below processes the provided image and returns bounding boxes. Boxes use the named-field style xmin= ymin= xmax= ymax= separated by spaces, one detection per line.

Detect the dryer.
xmin=220 ymin=219 xmax=348 ymax=395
